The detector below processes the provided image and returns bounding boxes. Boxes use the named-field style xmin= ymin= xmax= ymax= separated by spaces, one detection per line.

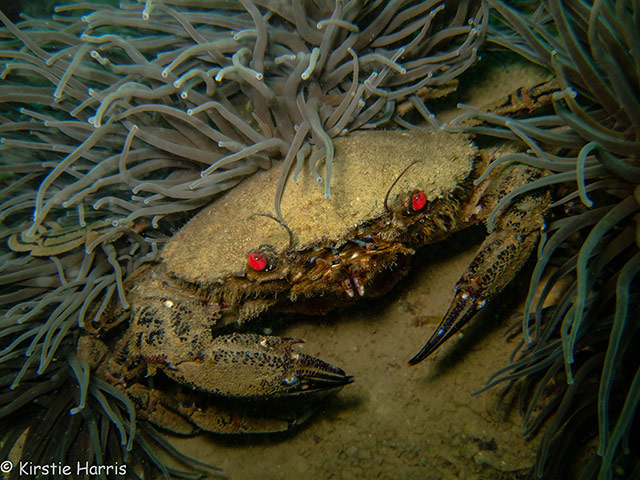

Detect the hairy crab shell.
xmin=160 ymin=130 xmax=477 ymax=320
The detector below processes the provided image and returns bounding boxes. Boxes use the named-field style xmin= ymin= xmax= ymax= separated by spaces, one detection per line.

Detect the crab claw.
xmin=163 ymin=333 xmax=352 ymax=399
xmin=280 ymin=345 xmax=354 ymax=396
xmin=408 ymin=289 xmax=486 ymax=366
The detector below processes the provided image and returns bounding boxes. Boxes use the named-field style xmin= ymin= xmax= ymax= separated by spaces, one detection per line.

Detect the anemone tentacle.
xmin=465 ymin=1 xmax=640 ymax=478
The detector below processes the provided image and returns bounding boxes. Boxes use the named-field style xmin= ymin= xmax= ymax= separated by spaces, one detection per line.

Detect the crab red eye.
xmin=247 ymin=251 xmax=267 ymax=271
xmin=411 ymin=191 xmax=427 ymax=211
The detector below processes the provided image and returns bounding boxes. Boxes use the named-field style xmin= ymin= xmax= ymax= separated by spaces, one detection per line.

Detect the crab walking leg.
xmin=409 ymin=165 xmax=549 ymax=365
xmin=125 ymin=384 xmax=308 ymax=434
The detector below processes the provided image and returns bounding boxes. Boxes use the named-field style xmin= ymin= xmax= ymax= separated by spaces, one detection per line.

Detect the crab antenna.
xmin=383 ymin=161 xmax=421 ymax=213
xmin=248 ymin=212 xmax=296 ymax=249
xmin=408 ymin=289 xmax=480 ymax=365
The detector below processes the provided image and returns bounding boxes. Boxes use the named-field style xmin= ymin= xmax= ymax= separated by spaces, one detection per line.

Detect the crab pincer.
xmin=408 ymin=288 xmax=485 ymax=365
xmin=408 ymin=163 xmax=548 ymax=365
xmin=165 ymin=333 xmax=354 ymax=399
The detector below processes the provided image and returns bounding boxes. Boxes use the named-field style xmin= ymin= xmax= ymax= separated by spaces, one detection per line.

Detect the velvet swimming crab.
xmin=78 ymin=129 xmax=548 ymax=434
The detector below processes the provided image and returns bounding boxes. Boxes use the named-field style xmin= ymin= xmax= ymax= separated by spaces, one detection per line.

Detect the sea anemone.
xmin=0 ymin=354 xmax=219 ymax=479
xmin=1 ymin=0 xmax=487 ymax=476
xmin=450 ymin=1 xmax=640 ymax=478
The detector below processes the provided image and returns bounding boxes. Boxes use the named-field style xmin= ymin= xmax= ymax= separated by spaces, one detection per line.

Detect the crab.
xmin=78 ymin=127 xmax=549 ymax=435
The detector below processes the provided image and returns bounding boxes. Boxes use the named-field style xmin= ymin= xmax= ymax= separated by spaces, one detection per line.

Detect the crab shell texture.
xmin=160 ymin=130 xmax=477 ymax=321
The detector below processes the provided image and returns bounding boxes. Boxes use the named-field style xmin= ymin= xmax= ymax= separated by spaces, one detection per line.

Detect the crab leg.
xmin=96 ymin=332 xmax=352 ymax=433
xmin=409 ymin=165 xmax=549 ymax=365
xmin=125 ymin=383 xmax=308 ymax=434
xmin=408 ymin=229 xmax=540 ymax=364
xmin=158 ymin=333 xmax=353 ymax=398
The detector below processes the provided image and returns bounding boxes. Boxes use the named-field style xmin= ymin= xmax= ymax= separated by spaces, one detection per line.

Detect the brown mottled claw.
xmin=285 ymin=349 xmax=354 ymax=396
xmin=410 ymin=164 xmax=548 ymax=365
xmin=408 ymin=289 xmax=483 ymax=365
xmin=249 ymin=335 xmax=354 ymax=396
xmin=408 ymin=228 xmax=540 ymax=366
xmin=225 ymin=334 xmax=353 ymax=397
xmin=160 ymin=333 xmax=352 ymax=399
xmin=98 ymin=332 xmax=352 ymax=434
